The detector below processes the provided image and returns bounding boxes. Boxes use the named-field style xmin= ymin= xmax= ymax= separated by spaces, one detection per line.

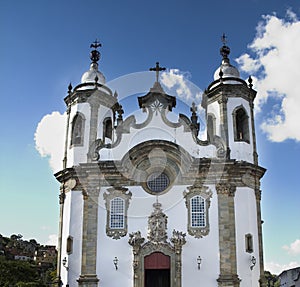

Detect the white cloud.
xmin=45 ymin=234 xmax=58 ymax=246
xmin=265 ymin=261 xmax=300 ymax=275
xmin=34 ymin=111 xmax=67 ymax=172
xmin=283 ymin=239 xmax=300 ymax=256
xmin=161 ymin=69 xmax=201 ymax=101
xmin=237 ymin=10 xmax=300 ymax=142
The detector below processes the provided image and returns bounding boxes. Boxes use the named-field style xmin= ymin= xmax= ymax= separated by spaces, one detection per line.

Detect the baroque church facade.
xmin=54 ymin=40 xmax=266 ymax=287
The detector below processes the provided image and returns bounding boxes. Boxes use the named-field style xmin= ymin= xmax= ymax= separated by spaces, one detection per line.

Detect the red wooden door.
xmin=144 ymin=252 xmax=170 ymax=269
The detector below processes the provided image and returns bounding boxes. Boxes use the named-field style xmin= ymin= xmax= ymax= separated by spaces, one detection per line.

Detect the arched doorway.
xmin=144 ymin=252 xmax=170 ymax=287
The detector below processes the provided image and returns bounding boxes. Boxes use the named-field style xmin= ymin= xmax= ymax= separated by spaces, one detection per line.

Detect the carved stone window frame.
xmin=103 ymin=187 xmax=132 ymax=240
xmin=70 ymin=112 xmax=86 ymax=147
xmin=184 ymin=185 xmax=212 ymax=238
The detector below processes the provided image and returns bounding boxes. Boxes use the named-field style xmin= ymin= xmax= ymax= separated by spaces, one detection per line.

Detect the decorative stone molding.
xmin=183 ymin=185 xmax=212 ymax=238
xmin=216 ymin=183 xmax=236 ymax=197
xmin=103 ymin=187 xmax=132 ymax=239
xmin=147 ymin=202 xmax=168 ymax=243
xmin=217 ymin=274 xmax=241 ymax=287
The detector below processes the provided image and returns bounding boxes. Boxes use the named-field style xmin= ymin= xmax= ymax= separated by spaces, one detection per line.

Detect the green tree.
xmin=265 ymin=270 xmax=280 ymax=287
xmin=0 ymin=257 xmax=43 ymax=286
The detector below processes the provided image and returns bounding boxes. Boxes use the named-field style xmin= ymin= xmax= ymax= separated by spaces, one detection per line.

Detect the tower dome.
xmin=81 ymin=62 xmax=106 ymax=84
xmin=213 ymin=36 xmax=240 ymax=81
xmin=81 ymin=40 xmax=106 ymax=84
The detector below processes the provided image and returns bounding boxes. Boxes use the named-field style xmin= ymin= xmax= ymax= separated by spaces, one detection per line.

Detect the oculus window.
xmin=146 ymin=172 xmax=170 ymax=194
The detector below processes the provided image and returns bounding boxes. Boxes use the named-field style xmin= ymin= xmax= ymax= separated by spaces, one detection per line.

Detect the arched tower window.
xmin=103 ymin=117 xmax=113 ymax=140
xmin=233 ymin=106 xmax=250 ymax=143
xmin=207 ymin=114 xmax=216 ymax=142
xmin=71 ymin=113 xmax=85 ymax=146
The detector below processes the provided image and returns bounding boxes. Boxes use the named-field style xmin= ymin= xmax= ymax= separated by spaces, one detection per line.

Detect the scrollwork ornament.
xmin=216 ymin=183 xmax=236 ymax=197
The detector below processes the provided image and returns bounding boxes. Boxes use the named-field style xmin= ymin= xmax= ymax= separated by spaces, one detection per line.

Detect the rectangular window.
xmin=245 ymin=233 xmax=253 ymax=253
xmin=191 ymin=196 xmax=206 ymax=228
xmin=110 ymin=197 xmax=125 ymax=229
xmin=66 ymin=236 xmax=73 ymax=254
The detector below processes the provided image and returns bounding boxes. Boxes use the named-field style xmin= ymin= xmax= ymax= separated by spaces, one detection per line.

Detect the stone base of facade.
xmin=217 ymin=274 xmax=241 ymax=287
xmin=77 ymin=274 xmax=99 ymax=287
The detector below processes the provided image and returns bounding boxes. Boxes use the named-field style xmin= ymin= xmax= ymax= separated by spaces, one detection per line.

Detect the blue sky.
xmin=1 ymin=0 xmax=300 ymax=275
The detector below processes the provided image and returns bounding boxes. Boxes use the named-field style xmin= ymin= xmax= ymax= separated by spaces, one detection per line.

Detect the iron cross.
xmin=90 ymin=39 xmax=102 ymax=49
xmin=149 ymin=62 xmax=166 ymax=82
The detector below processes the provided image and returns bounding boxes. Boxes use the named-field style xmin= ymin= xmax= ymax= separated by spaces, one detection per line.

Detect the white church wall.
xmin=234 ymin=187 xmax=260 ymax=287
xmin=227 ymin=98 xmax=253 ymax=163
xmin=181 ymin=185 xmax=220 ymax=287
xmin=96 ymin=184 xmax=220 ymax=287
xmin=60 ymin=190 xmax=71 ymax=286
xmin=99 ymin=111 xmax=216 ymax=161
xmin=67 ymin=190 xmax=84 ymax=286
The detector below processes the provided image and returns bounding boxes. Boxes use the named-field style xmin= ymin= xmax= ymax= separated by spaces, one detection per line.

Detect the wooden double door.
xmin=144 ymin=252 xmax=170 ymax=287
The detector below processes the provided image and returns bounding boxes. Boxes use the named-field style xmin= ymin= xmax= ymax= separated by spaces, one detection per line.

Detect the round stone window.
xmin=146 ymin=172 xmax=170 ymax=194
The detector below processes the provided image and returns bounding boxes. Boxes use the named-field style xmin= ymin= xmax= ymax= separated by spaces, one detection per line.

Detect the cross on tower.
xmin=221 ymin=33 xmax=227 ymax=46
xmin=149 ymin=62 xmax=166 ymax=83
xmin=90 ymin=39 xmax=102 ymax=49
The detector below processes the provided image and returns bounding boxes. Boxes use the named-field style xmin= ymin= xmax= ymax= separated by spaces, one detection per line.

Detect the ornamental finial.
xmin=90 ymin=39 xmax=102 ymax=64
xmin=220 ymin=33 xmax=230 ymax=60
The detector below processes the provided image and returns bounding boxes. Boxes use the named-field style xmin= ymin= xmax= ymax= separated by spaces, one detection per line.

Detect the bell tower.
xmin=202 ymin=35 xmax=258 ymax=164
xmin=55 ymin=41 xmax=121 ymax=287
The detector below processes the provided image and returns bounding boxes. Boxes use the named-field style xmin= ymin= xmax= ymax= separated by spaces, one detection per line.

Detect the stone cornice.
xmin=202 ymin=83 xmax=256 ymax=109
xmin=54 ymin=160 xmax=265 ymax=190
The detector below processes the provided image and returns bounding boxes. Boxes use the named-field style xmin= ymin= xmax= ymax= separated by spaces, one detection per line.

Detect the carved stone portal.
xmin=129 ymin=202 xmax=186 ymax=287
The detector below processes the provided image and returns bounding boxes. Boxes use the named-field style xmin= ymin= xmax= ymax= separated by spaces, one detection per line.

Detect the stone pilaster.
xmin=88 ymin=101 xmax=100 ymax=163
xmin=255 ymin=189 xmax=267 ymax=287
xmin=78 ymin=179 xmax=100 ymax=287
xmin=249 ymin=101 xmax=258 ymax=165
xmin=216 ymin=183 xmax=240 ymax=287
xmin=218 ymin=96 xmax=229 ymax=152
xmin=54 ymin=187 xmax=66 ymax=287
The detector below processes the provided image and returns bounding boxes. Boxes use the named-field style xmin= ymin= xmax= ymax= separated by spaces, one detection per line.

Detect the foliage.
xmin=0 ymin=257 xmax=42 ymax=286
xmin=265 ymin=270 xmax=280 ymax=287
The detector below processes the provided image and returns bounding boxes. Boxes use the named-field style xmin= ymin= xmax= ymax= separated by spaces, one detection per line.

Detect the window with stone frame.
xmin=110 ymin=197 xmax=125 ymax=229
xmin=183 ymin=185 xmax=212 ymax=238
xmin=70 ymin=113 xmax=85 ymax=146
xmin=233 ymin=106 xmax=250 ymax=143
xmin=190 ymin=195 xmax=206 ymax=228
xmin=104 ymin=187 xmax=132 ymax=240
